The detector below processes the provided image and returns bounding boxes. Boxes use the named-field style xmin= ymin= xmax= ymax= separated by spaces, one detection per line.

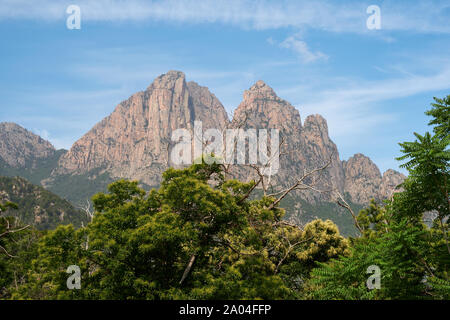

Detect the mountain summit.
xmin=0 ymin=122 xmax=55 ymax=168
xmin=246 ymin=80 xmax=278 ymax=99
xmin=0 ymin=72 xmax=405 ymax=228
xmin=46 ymin=72 xmax=404 ymax=206
xmin=53 ymin=70 xmax=229 ymax=187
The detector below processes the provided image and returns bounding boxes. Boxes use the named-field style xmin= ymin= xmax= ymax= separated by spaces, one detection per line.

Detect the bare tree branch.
xmin=237 ymin=177 xmax=263 ymax=204
xmin=0 ymin=244 xmax=16 ymax=258
xmin=274 ymin=235 xmax=313 ymax=274
xmin=0 ymin=216 xmax=30 ymax=258
xmin=267 ymin=155 xmax=333 ymax=211
xmin=0 ymin=224 xmax=30 ymax=238
xmin=334 ymin=191 xmax=363 ymax=234
xmin=179 ymin=254 xmax=196 ymax=285
xmin=77 ymin=199 xmax=94 ymax=222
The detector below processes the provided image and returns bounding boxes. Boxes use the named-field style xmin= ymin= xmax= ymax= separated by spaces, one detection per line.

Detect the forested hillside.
xmin=0 ymin=176 xmax=86 ymax=229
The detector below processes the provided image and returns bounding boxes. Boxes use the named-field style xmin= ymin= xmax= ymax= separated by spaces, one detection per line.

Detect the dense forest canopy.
xmin=0 ymin=95 xmax=449 ymax=300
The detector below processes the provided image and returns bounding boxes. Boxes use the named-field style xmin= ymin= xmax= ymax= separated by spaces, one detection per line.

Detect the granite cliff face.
xmin=229 ymin=81 xmax=405 ymax=204
xmin=53 ymin=71 xmax=229 ymax=187
xmin=230 ymin=80 xmax=303 ymax=185
xmin=342 ymin=153 xmax=383 ymax=204
xmin=0 ymin=71 xmax=404 ymax=207
xmin=230 ymin=80 xmax=345 ymax=201
xmin=300 ymin=114 xmax=346 ymax=194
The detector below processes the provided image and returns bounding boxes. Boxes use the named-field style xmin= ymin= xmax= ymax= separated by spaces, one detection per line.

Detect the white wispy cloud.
xmin=280 ymin=34 xmax=328 ymax=63
xmin=281 ymin=63 xmax=450 ymax=140
xmin=1 ymin=0 xmax=450 ymax=34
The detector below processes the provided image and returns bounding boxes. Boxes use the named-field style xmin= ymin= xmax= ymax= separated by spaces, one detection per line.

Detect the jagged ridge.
xmin=0 ymin=71 xmax=405 ymax=209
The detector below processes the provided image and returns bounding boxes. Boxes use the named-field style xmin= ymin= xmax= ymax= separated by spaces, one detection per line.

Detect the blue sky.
xmin=0 ymin=0 xmax=449 ymax=174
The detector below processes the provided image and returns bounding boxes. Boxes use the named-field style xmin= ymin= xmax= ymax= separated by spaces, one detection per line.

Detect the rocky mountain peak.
xmin=147 ymin=70 xmax=186 ymax=91
xmin=380 ymin=169 xmax=406 ymax=199
xmin=342 ymin=154 xmax=406 ymax=203
xmin=54 ymin=71 xmax=229 ymax=186
xmin=233 ymin=81 xmax=301 ymax=133
xmin=300 ymin=115 xmax=345 ymax=195
xmin=187 ymin=81 xmax=229 ymax=129
xmin=0 ymin=122 xmax=55 ymax=168
xmin=231 ymin=82 xmax=346 ymax=201
xmin=343 ymin=153 xmax=382 ymax=179
xmin=33 ymin=71 xmax=405 ymax=208
xmin=343 ymin=153 xmax=383 ymax=204
xmin=304 ymin=114 xmax=327 ymax=129
xmin=246 ymin=80 xmax=277 ymax=98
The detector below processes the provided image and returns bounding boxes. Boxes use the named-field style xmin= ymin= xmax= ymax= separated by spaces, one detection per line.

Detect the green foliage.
xmin=0 ymin=176 xmax=87 ymax=229
xmin=427 ymin=276 xmax=450 ymax=299
xmin=307 ymin=95 xmax=450 ymax=300
xmin=425 ymin=95 xmax=450 ymax=140
xmin=10 ymin=162 xmax=349 ymax=300
xmin=356 ymin=200 xmax=389 ymax=239
xmin=295 ymin=219 xmax=350 ymax=271
xmin=307 ymin=240 xmax=379 ymax=300
xmin=0 ymin=201 xmax=42 ymax=299
xmin=45 ymin=167 xmax=115 ymax=207
xmin=2 ymin=95 xmax=449 ymax=301
xmin=0 ymin=201 xmax=18 ymax=212
xmin=395 ymin=95 xmax=449 ymax=224
xmin=1 ymin=226 xmax=42 ymax=299
xmin=395 ymin=132 xmax=449 ymax=221
xmin=11 ymin=225 xmax=88 ymax=300
xmin=0 ymin=149 xmax=66 ymax=186
xmin=307 ymin=219 xmax=429 ymax=300
xmin=281 ymin=194 xmax=362 ymax=237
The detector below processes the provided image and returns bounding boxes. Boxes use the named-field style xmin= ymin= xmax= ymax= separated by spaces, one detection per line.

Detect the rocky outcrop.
xmin=230 ymin=81 xmax=345 ymax=202
xmin=0 ymin=122 xmax=55 ymax=168
xmin=187 ymin=81 xmax=229 ymax=130
xmin=54 ymin=71 xmax=230 ymax=186
xmin=342 ymin=154 xmax=406 ymax=204
xmin=300 ymin=115 xmax=345 ymax=194
xmin=232 ymin=80 xmax=302 ymax=133
xmin=380 ymin=169 xmax=406 ymax=200
xmin=230 ymin=80 xmax=303 ymax=185
xmin=343 ymin=153 xmax=382 ymax=204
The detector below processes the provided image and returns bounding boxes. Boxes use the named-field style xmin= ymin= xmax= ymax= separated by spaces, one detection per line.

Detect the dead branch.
xmin=334 ymin=191 xmax=363 ymax=234
xmin=0 ymin=224 xmax=30 ymax=238
xmin=0 ymin=244 xmax=16 ymax=258
xmin=267 ymin=156 xmax=333 ymax=211
xmin=179 ymin=254 xmax=196 ymax=285
xmin=237 ymin=176 xmax=263 ymax=204
xmin=274 ymin=235 xmax=314 ymax=274
xmin=272 ymin=220 xmax=304 ymax=230
xmin=77 ymin=199 xmax=94 ymax=222
xmin=0 ymin=216 xmax=30 ymax=258
xmin=221 ymin=109 xmax=252 ymax=178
